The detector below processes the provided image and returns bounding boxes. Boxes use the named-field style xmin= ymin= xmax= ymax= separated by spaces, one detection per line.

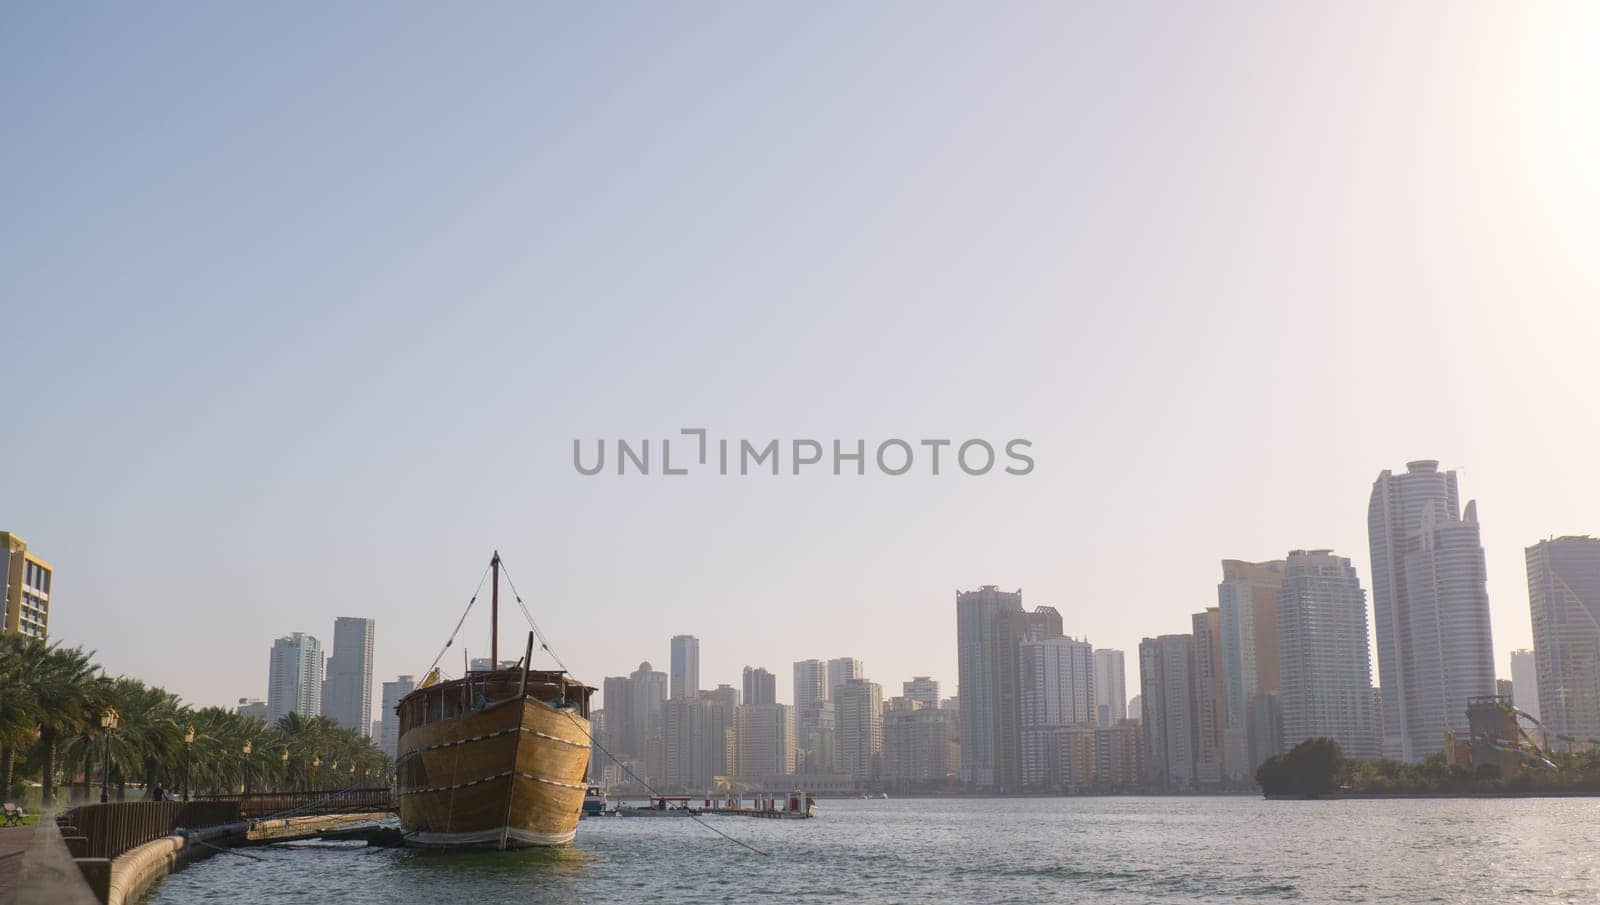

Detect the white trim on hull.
xmin=405 ymin=825 xmax=577 ymax=849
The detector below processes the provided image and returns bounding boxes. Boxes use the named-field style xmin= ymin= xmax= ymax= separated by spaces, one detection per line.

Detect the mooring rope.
xmin=496 ymin=560 xmax=771 ymax=857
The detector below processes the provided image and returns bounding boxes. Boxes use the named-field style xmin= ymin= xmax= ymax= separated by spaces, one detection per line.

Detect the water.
xmin=146 ymin=797 xmax=1600 ymax=904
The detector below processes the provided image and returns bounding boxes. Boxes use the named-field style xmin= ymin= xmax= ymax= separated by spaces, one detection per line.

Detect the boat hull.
xmin=397 ymin=681 xmax=592 ymax=850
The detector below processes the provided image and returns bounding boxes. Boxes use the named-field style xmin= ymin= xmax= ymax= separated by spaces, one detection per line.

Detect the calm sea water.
xmin=146 ymin=797 xmax=1599 ymax=904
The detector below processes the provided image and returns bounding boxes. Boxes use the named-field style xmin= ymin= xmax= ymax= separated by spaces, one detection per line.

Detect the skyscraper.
xmin=903 ymin=676 xmax=940 ymax=708
xmin=795 ymin=660 xmax=827 ymax=705
xmin=955 ymin=585 xmax=1062 ymax=791
xmin=834 ymin=678 xmax=883 ymax=785
xmin=1190 ymin=609 xmax=1224 ymax=786
xmin=1526 ymin=536 xmax=1600 ymax=742
xmin=267 ymin=632 xmax=323 ymax=722
xmin=379 ymin=675 xmax=415 ymax=758
xmin=669 ymin=634 xmax=700 ymax=700
xmin=1369 ymin=460 xmax=1496 ymax=760
xmin=883 ymin=698 xmax=954 ymax=791
xmin=1092 ymin=649 xmax=1127 ymax=726
xmin=628 ymin=661 xmax=668 ymax=779
xmin=1217 ymin=558 xmax=1285 ymax=781
xmin=1139 ymin=634 xmax=1197 ymax=790
xmin=826 ymin=657 xmax=863 ymax=697
xmin=743 ymin=666 xmax=776 ymax=705
xmin=735 ymin=703 xmax=796 ymax=781
xmin=602 ymin=675 xmax=635 ymax=757
xmin=322 ymin=616 xmax=375 ymax=736
xmin=793 ymin=659 xmax=832 ymax=773
xmin=1 ymin=532 xmax=51 ymax=641
xmin=1277 ymin=549 xmax=1377 ymax=757
xmin=1509 ymin=648 xmax=1541 ymax=722
xmin=1018 ymin=636 xmax=1095 ymax=789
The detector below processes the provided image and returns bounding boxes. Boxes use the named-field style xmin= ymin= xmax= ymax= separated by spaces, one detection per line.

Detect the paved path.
xmin=0 ymin=825 xmax=38 ymax=898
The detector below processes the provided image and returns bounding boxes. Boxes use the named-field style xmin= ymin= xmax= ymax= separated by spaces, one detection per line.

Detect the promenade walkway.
xmin=0 ymin=825 xmax=36 ymax=898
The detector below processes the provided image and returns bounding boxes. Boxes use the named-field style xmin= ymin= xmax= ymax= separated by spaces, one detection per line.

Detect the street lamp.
xmin=311 ymin=755 xmax=321 ymax=791
xmin=182 ymin=726 xmax=195 ymax=802
xmin=281 ymin=748 xmax=289 ymax=792
xmin=242 ymin=741 xmax=253 ymax=796
xmin=98 ymin=713 xmax=120 ymax=805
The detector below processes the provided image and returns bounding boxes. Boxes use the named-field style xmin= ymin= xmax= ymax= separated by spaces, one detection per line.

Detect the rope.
xmin=503 ymin=557 xmax=770 ymax=856
xmin=186 ymin=835 xmax=269 ymax=862
xmin=421 ymin=561 xmax=494 ymax=679
xmin=559 ymin=710 xmax=770 ymax=857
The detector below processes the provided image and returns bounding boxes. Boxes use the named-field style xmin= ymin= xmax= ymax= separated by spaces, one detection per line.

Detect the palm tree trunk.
xmin=40 ymin=729 xmax=57 ymax=806
xmin=1 ymin=745 xmax=13 ymax=796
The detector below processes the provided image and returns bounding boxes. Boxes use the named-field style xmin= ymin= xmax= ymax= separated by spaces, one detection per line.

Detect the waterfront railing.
xmin=55 ymin=801 xmax=243 ymax=860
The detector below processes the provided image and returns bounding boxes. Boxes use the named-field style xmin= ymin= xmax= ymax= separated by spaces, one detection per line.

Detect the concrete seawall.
xmin=105 ymin=823 xmax=244 ymax=905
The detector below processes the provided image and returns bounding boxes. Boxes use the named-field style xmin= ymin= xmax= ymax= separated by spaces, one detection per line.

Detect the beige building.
xmin=735 ymin=703 xmax=795 ymax=782
xmin=883 ymin=697 xmax=956 ymax=791
xmin=1 ymin=532 xmax=52 ymax=640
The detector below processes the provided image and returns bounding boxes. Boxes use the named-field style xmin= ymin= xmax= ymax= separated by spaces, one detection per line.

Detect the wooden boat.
xmin=395 ymin=552 xmax=595 ymax=849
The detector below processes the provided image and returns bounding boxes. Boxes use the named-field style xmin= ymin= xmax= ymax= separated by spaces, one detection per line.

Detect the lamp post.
xmin=182 ymin=726 xmax=195 ymax=802
xmin=99 ymin=708 xmax=120 ymax=803
xmin=242 ymin=741 xmax=253 ymax=796
xmin=311 ymin=755 xmax=321 ymax=791
xmin=281 ymin=748 xmax=289 ymax=792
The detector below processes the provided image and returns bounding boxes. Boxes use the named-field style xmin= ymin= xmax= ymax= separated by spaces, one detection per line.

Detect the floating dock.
xmin=611 ymin=793 xmax=815 ymax=820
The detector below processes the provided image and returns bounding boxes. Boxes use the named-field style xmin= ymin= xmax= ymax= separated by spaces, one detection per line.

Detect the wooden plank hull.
xmin=397 ymin=686 xmax=592 ymax=849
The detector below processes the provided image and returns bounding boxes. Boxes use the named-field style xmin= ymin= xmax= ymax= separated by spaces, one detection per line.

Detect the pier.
xmin=614 ymin=792 xmax=815 ymax=820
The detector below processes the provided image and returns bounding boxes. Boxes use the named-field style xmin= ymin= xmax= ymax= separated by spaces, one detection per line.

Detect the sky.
xmin=3 ymin=3 xmax=1598 ymax=715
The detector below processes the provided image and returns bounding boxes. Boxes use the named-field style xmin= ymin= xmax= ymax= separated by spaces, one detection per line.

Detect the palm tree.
xmin=0 ymin=635 xmax=44 ymax=796
xmin=4 ymin=640 xmax=98 ymax=806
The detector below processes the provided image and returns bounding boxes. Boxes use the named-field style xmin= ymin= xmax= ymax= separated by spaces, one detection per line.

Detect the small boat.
xmin=396 ymin=552 xmax=595 ymax=849
xmin=582 ymin=786 xmax=609 ymax=817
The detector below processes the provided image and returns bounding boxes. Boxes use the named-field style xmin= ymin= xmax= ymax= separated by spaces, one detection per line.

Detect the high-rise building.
xmin=1277 ymin=550 xmax=1377 ymax=757
xmin=955 ymin=586 xmax=1064 ymax=791
xmin=735 ymin=703 xmax=796 ymax=781
xmin=601 ymin=674 xmax=635 ymax=757
xmin=628 ymin=661 xmax=668 ymax=780
xmin=236 ymin=698 xmax=268 ymax=721
xmin=883 ymin=698 xmax=954 ymax=791
xmin=665 ymin=695 xmax=715 ymax=791
xmin=267 ymin=633 xmax=323 ymax=723
xmin=1128 ymin=695 xmax=1142 ymax=722
xmin=794 ymin=659 xmax=828 ymax=709
xmin=1092 ymin=650 xmax=1127 ymax=726
xmin=834 ymin=678 xmax=883 ymax=785
xmin=322 ymin=616 xmax=375 ymax=736
xmin=1 ymin=532 xmax=52 ymax=641
xmin=1369 ymin=460 xmax=1497 ymax=760
xmin=1496 ymin=678 xmax=1514 ymax=699
xmin=1218 ymin=559 xmax=1285 ymax=781
xmin=1093 ymin=719 xmax=1146 ymax=788
xmin=1190 ymin=609 xmax=1225 ymax=786
xmin=1018 ymin=637 xmax=1095 ymax=789
xmin=669 ymin=634 xmax=700 ymax=700
xmin=379 ymin=675 xmax=415 ymax=759
xmin=1139 ymin=634 xmax=1197 ymax=790
xmin=957 ymin=586 xmax=1018 ymax=790
xmin=903 ymin=676 xmax=940 ymax=709
xmin=704 ymin=684 xmax=740 ymax=779
xmin=743 ymin=666 xmax=777 ymax=706
xmin=1509 ymin=648 xmax=1540 ymax=722
xmin=1526 ymin=537 xmax=1600 ymax=743
xmin=826 ymin=658 xmax=863 ymax=697
xmin=793 ymin=659 xmax=831 ymax=771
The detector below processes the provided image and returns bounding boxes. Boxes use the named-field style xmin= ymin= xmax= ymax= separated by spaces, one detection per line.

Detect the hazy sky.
xmin=4 ymin=3 xmax=1598 ymax=713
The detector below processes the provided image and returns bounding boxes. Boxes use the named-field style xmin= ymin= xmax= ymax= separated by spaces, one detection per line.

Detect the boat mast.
xmin=490 ymin=550 xmax=500 ymax=670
